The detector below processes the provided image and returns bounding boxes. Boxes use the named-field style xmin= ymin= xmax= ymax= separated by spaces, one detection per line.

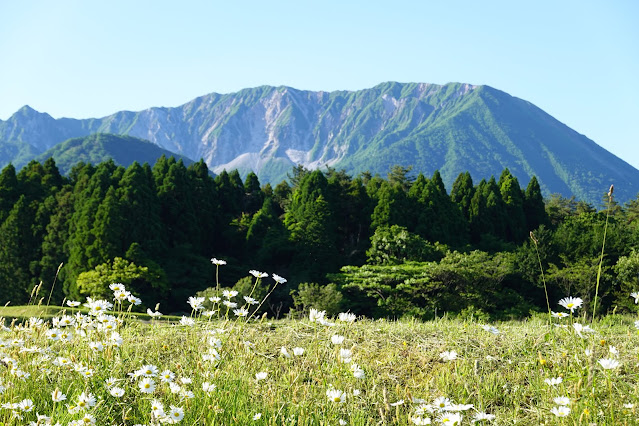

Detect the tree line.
xmin=1 ymin=158 xmax=638 ymax=318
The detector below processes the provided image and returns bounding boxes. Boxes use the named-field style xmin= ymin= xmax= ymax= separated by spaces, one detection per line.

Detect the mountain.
xmin=1 ymin=82 xmax=637 ymax=205
xmin=30 ymin=134 xmax=198 ymax=175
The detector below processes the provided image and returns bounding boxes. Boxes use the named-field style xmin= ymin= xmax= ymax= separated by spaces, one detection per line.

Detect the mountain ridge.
xmin=1 ymin=82 xmax=637 ymax=205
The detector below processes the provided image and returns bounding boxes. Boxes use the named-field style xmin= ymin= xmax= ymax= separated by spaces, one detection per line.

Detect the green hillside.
xmin=30 ymin=133 xmax=197 ymax=174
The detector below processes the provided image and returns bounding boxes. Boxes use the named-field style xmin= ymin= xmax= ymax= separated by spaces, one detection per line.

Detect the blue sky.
xmin=1 ymin=0 xmax=638 ymax=168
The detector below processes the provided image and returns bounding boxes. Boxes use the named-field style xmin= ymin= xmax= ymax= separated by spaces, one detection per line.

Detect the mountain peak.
xmin=10 ymin=105 xmax=56 ymax=122
xmin=16 ymin=105 xmax=39 ymax=115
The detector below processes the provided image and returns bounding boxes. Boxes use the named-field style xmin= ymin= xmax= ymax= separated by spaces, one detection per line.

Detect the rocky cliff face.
xmin=1 ymin=82 xmax=637 ymax=205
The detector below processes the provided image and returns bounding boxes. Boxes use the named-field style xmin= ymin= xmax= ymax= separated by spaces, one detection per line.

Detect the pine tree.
xmin=407 ymin=173 xmax=429 ymax=232
xmin=285 ymin=170 xmax=330 ymax=226
xmin=287 ymin=164 xmax=310 ymax=190
xmin=215 ymin=170 xmax=244 ymax=221
xmin=65 ymin=161 xmax=119 ymax=293
xmin=156 ymin=160 xmax=197 ymax=248
xmin=0 ymin=164 xmax=19 ymax=223
xmin=38 ymin=187 xmax=73 ymax=304
xmin=42 ymin=157 xmax=65 ymax=194
xmin=247 ymin=197 xmax=279 ymax=249
xmin=450 ymin=172 xmax=475 ymax=221
xmin=469 ymin=179 xmax=489 ymax=244
xmin=273 ymin=180 xmax=292 ymax=214
xmin=485 ymin=176 xmax=507 ymax=240
xmin=87 ymin=186 xmax=124 ymax=265
xmin=498 ymin=168 xmax=527 ymax=242
xmin=118 ymin=162 xmax=163 ymax=257
xmin=0 ymin=196 xmax=34 ymax=304
xmin=290 ymin=194 xmax=339 ymax=281
xmin=243 ymin=171 xmax=264 ymax=215
xmin=285 ymin=171 xmax=340 ymax=280
xmin=187 ymin=160 xmax=219 ymax=254
xmin=343 ymin=177 xmax=373 ymax=262
xmin=623 ymin=195 xmax=639 ymax=225
xmin=17 ymin=160 xmax=46 ymax=203
xmin=387 ymin=165 xmax=414 ymax=192
xmin=152 ymin=155 xmax=172 ymax=188
xmin=326 ymin=170 xmax=372 ymax=264
xmin=523 ymin=176 xmax=548 ymax=231
xmin=370 ymin=181 xmax=410 ymax=231
xmin=415 ymin=170 xmax=468 ymax=246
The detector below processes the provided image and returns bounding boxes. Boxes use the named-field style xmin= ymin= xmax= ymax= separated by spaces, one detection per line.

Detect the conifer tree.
xmin=285 ymin=171 xmax=339 ymax=279
xmin=387 ymin=165 xmax=414 ymax=192
xmin=498 ymin=168 xmax=527 ymax=242
xmin=156 ymin=160 xmax=197 ymax=248
xmin=485 ymin=176 xmax=507 ymax=240
xmin=343 ymin=177 xmax=373 ymax=261
xmin=0 ymin=164 xmax=19 ymax=223
xmin=65 ymin=161 xmax=118 ymax=292
xmin=285 ymin=170 xmax=330 ymax=224
xmin=623 ymin=195 xmax=639 ymax=225
xmin=17 ymin=160 xmax=46 ymax=203
xmin=415 ymin=170 xmax=468 ymax=246
xmin=273 ymin=180 xmax=292 ymax=214
xmin=38 ymin=187 xmax=73 ymax=304
xmin=187 ymin=160 xmax=219 ymax=254
xmin=215 ymin=170 xmax=244 ymax=221
xmin=370 ymin=181 xmax=410 ymax=231
xmin=450 ymin=171 xmax=475 ymax=221
xmin=152 ymin=155 xmax=172 ymax=188
xmin=0 ymin=196 xmax=34 ymax=304
xmin=291 ymin=194 xmax=338 ymax=280
xmin=469 ymin=179 xmax=490 ymax=244
xmin=325 ymin=170 xmax=372 ymax=264
xmin=87 ymin=186 xmax=123 ymax=265
xmin=118 ymin=162 xmax=163 ymax=257
xmin=287 ymin=164 xmax=310 ymax=190
xmin=523 ymin=176 xmax=548 ymax=231
xmin=42 ymin=157 xmax=65 ymax=194
xmin=407 ymin=173 xmax=429 ymax=231
xmin=243 ymin=171 xmax=264 ymax=215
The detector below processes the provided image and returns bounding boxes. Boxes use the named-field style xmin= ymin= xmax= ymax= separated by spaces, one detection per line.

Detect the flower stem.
xmin=592 ymin=186 xmax=613 ymax=319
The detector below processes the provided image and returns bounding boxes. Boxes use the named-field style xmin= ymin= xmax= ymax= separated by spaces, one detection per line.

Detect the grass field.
xmin=1 ymin=291 xmax=638 ymax=425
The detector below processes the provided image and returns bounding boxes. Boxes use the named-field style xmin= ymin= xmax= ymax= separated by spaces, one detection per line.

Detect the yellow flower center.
xmin=333 ymin=397 xmax=341 ymax=402
xmin=567 ymin=303 xmax=574 ymax=308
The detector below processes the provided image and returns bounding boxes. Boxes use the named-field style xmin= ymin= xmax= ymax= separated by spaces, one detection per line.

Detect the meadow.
xmin=1 ymin=266 xmax=639 ymax=426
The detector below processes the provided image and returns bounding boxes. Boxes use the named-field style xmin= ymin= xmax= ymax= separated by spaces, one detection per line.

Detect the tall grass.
xmin=1 ymin=263 xmax=638 ymax=425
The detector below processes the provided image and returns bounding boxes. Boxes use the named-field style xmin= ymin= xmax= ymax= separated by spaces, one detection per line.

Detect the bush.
xmin=291 ymin=282 xmax=343 ymax=317
xmin=366 ymin=225 xmax=445 ymax=265
xmin=75 ymin=257 xmax=168 ymax=307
